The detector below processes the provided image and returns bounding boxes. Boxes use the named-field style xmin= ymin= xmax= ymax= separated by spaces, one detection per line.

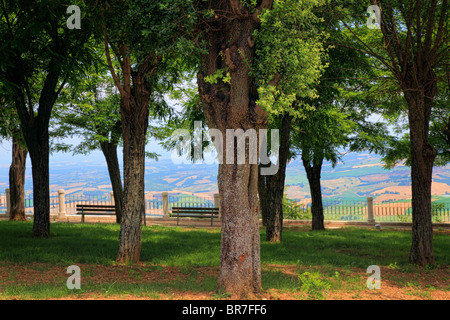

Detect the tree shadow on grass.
xmin=0 ymin=222 xmax=448 ymax=269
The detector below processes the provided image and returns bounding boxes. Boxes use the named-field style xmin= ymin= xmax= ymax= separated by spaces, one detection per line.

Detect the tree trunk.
xmin=405 ymin=93 xmax=436 ymax=266
xmin=100 ymin=141 xmax=123 ymax=224
xmin=196 ymin=3 xmax=269 ymax=297
xmin=259 ymin=114 xmax=292 ymax=242
xmin=9 ymin=134 xmax=27 ymax=221
xmin=27 ymin=129 xmax=51 ymax=238
xmin=258 ymin=169 xmax=268 ymax=227
xmin=302 ymin=155 xmax=325 ymax=231
xmin=9 ymin=61 xmax=61 ymax=238
xmin=217 ymin=162 xmax=261 ymax=298
xmin=116 ymin=97 xmax=149 ymax=264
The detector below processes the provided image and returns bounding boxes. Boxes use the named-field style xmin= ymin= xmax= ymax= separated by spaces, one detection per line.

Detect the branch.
xmin=327 ymin=41 xmax=395 ymax=74
xmin=253 ymin=0 xmax=273 ymax=23
xmin=229 ymin=0 xmax=242 ymax=16
xmin=103 ymin=28 xmax=126 ymax=97
xmin=402 ymin=0 xmax=415 ymax=82
xmin=429 ymin=0 xmax=448 ymax=68
xmin=423 ymin=0 xmax=438 ymax=55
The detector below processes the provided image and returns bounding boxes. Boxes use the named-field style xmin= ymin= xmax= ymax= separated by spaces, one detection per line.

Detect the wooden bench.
xmin=76 ymin=204 xmax=116 ymax=223
xmin=172 ymin=207 xmax=219 ymax=226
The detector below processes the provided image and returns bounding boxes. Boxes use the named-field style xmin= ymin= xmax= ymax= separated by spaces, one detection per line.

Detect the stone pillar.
xmin=162 ymin=192 xmax=169 ymax=218
xmin=5 ymin=188 xmax=10 ymax=219
xmin=214 ymin=193 xmax=221 ymax=221
xmin=367 ymin=196 xmax=375 ymax=224
xmin=58 ymin=189 xmax=66 ymax=219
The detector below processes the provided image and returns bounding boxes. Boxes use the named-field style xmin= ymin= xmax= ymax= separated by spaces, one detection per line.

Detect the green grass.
xmin=1 ymin=221 xmax=449 ymax=267
xmin=0 ymin=221 xmax=449 ymax=299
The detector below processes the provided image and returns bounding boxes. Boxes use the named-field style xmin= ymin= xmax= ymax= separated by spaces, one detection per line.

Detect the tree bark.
xmin=9 ymin=134 xmax=27 ymax=221
xmin=302 ymin=154 xmax=325 ymax=231
xmin=259 ymin=114 xmax=292 ymax=242
xmin=100 ymin=141 xmax=123 ymax=224
xmin=27 ymin=128 xmax=51 ymax=238
xmin=258 ymin=169 xmax=269 ymax=227
xmin=196 ymin=1 xmax=271 ymax=297
xmin=405 ymin=93 xmax=436 ymax=266
xmin=217 ymin=162 xmax=261 ymax=298
xmin=8 ymin=56 xmax=61 ymax=238
xmin=116 ymin=93 xmax=149 ymax=264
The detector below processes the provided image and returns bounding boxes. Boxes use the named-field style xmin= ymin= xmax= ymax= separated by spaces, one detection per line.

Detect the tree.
xmin=258 ymin=112 xmax=292 ymax=241
xmin=331 ymin=0 xmax=449 ymax=265
xmin=292 ymin=107 xmax=355 ymax=230
xmin=51 ymin=70 xmax=125 ymax=223
xmin=95 ymin=0 xmax=198 ymax=263
xmin=0 ymin=97 xmax=27 ymax=221
xmin=195 ymin=0 xmax=326 ymax=297
xmin=0 ymin=0 xmax=97 ymax=237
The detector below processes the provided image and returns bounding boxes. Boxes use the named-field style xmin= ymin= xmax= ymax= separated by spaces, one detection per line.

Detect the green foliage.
xmin=50 ymin=62 xmax=122 ymax=155
xmin=297 ymin=271 xmax=331 ymax=300
xmin=204 ymin=68 xmax=231 ymax=85
xmin=283 ymin=194 xmax=311 ymax=220
xmin=0 ymin=0 xmax=98 ymax=96
xmin=253 ymin=0 xmax=328 ymax=118
xmin=431 ymin=202 xmax=446 ymax=223
xmin=98 ymin=0 xmax=201 ymax=88
xmin=292 ymin=105 xmax=356 ymax=167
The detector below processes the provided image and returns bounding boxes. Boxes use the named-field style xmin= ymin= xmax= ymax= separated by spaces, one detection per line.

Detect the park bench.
xmin=76 ymin=204 xmax=116 ymax=223
xmin=172 ymin=207 xmax=219 ymax=226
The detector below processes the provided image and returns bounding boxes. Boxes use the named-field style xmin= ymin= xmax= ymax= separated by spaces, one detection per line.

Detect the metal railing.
xmin=283 ymin=198 xmax=450 ymax=223
xmin=2 ymin=187 xmax=449 ymax=224
xmin=167 ymin=194 xmax=215 ymax=209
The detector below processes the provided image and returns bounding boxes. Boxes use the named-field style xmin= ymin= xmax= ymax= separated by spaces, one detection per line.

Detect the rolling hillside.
xmin=0 ymin=150 xmax=449 ymax=202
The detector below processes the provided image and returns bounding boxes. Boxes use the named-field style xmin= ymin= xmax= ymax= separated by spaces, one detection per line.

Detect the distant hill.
xmin=0 ymin=149 xmax=449 ymax=202
xmin=285 ymin=152 xmax=450 ymax=202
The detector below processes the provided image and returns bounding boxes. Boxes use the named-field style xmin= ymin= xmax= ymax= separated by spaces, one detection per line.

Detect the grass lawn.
xmin=0 ymin=221 xmax=449 ymax=300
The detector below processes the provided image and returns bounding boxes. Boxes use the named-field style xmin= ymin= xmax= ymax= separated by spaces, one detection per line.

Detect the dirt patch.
xmin=0 ymin=262 xmax=448 ymax=300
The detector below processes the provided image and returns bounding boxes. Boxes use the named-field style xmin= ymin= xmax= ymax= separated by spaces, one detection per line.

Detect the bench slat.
xmin=76 ymin=212 xmax=115 ymax=215
xmin=76 ymin=208 xmax=116 ymax=212
xmin=172 ymin=207 xmax=219 ymax=226
xmin=76 ymin=205 xmax=115 ymax=209
xmin=76 ymin=204 xmax=117 ymax=223
xmin=172 ymin=210 xmax=218 ymax=214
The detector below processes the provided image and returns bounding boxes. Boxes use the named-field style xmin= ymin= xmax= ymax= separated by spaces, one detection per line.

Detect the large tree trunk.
xmin=197 ymin=1 xmax=270 ymax=297
xmin=9 ymin=134 xmax=27 ymax=221
xmin=100 ymin=141 xmax=123 ymax=224
xmin=116 ymin=95 xmax=149 ymax=264
xmin=259 ymin=114 xmax=292 ymax=242
xmin=217 ymin=162 xmax=261 ymax=298
xmin=405 ymin=93 xmax=436 ymax=266
xmin=302 ymin=154 xmax=325 ymax=231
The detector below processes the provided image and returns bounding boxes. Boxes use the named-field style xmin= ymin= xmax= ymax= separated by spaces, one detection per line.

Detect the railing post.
xmin=58 ymin=189 xmax=66 ymax=219
xmin=214 ymin=193 xmax=221 ymax=221
xmin=5 ymin=188 xmax=10 ymax=219
xmin=110 ymin=191 xmax=114 ymax=205
xmin=367 ymin=196 xmax=375 ymax=224
xmin=162 ymin=192 xmax=169 ymax=218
